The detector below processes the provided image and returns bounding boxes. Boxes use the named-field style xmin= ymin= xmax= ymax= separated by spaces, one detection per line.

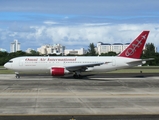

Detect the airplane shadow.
xmin=62 ymin=73 xmax=159 ymax=81
xmin=18 ymin=73 xmax=159 ymax=81
xmin=61 ymin=74 xmax=114 ymax=82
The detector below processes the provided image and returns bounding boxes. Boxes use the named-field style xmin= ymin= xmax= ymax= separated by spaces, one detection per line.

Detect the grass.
xmin=0 ymin=66 xmax=14 ymax=74
xmin=0 ymin=69 xmax=14 ymax=74
xmin=107 ymin=66 xmax=159 ymax=73
xmin=107 ymin=68 xmax=159 ymax=73
xmin=0 ymin=66 xmax=159 ymax=74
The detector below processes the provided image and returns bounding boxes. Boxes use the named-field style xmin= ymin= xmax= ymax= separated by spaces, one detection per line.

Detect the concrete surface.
xmin=0 ymin=74 xmax=159 ymax=115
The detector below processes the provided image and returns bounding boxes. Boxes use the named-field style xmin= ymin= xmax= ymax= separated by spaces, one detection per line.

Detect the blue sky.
xmin=0 ymin=0 xmax=159 ymax=52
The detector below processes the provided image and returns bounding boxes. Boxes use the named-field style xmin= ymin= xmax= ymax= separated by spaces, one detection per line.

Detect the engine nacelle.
xmin=50 ymin=67 xmax=67 ymax=76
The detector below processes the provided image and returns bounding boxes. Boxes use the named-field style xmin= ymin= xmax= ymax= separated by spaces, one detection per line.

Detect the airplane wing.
xmin=65 ymin=62 xmax=111 ymax=72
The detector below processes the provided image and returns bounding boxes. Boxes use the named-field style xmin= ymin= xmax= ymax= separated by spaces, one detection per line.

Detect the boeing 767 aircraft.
xmin=4 ymin=31 xmax=153 ymax=78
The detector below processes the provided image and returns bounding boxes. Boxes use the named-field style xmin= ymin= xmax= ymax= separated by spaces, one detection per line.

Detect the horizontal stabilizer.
xmin=127 ymin=58 xmax=154 ymax=66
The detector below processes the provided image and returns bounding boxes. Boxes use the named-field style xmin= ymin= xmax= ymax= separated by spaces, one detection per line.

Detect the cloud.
xmin=43 ymin=21 xmax=58 ymax=25
xmin=1 ymin=22 xmax=159 ymax=51
xmin=1 ymin=0 xmax=159 ymax=52
xmin=27 ymin=23 xmax=159 ymax=49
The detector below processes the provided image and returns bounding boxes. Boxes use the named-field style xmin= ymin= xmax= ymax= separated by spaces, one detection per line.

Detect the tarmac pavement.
xmin=0 ymin=73 xmax=159 ymax=119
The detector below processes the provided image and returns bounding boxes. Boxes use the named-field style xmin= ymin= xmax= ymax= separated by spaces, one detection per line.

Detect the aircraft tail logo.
xmin=118 ymin=31 xmax=150 ymax=59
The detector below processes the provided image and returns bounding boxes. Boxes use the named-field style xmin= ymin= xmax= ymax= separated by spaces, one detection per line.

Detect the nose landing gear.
xmin=15 ymin=72 xmax=20 ymax=78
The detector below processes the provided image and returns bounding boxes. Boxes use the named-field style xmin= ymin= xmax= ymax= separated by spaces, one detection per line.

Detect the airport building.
xmin=37 ymin=44 xmax=65 ymax=55
xmin=96 ymin=42 xmax=130 ymax=55
xmin=10 ymin=39 xmax=20 ymax=53
xmin=64 ymin=48 xmax=87 ymax=55
xmin=111 ymin=43 xmax=125 ymax=54
xmin=26 ymin=48 xmax=35 ymax=53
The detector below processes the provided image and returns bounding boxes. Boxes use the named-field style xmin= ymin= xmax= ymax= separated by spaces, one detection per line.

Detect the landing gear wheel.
xmin=73 ymin=73 xmax=82 ymax=79
xmin=15 ymin=72 xmax=20 ymax=79
xmin=15 ymin=74 xmax=20 ymax=78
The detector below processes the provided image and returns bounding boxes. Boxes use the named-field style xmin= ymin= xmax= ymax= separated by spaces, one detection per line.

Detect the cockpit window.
xmin=8 ymin=61 xmax=13 ymax=63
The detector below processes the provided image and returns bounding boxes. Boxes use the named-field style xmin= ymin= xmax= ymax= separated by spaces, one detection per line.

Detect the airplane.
xmin=4 ymin=31 xmax=153 ymax=78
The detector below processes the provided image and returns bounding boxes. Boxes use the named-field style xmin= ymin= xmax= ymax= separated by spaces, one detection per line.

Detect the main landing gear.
xmin=15 ymin=72 xmax=20 ymax=78
xmin=73 ymin=71 xmax=82 ymax=79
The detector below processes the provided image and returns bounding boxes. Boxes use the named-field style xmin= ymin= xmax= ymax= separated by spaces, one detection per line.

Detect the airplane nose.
xmin=4 ymin=63 xmax=9 ymax=69
xmin=4 ymin=63 xmax=7 ymax=68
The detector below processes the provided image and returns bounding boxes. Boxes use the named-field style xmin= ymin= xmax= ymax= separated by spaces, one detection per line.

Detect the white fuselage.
xmin=4 ymin=56 xmax=142 ymax=75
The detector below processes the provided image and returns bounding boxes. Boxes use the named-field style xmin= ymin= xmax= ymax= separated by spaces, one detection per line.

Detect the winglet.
xmin=118 ymin=31 xmax=150 ymax=59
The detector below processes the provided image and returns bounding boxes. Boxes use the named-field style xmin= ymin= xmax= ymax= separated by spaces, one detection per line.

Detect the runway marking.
xmin=0 ymin=114 xmax=159 ymax=116
xmin=89 ymin=77 xmax=159 ymax=80
xmin=1 ymin=92 xmax=159 ymax=97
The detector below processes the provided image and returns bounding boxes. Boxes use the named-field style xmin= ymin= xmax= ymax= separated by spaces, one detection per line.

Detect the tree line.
xmin=0 ymin=43 xmax=158 ymax=66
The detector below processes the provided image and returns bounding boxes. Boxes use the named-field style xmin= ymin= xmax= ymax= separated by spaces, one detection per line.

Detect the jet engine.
xmin=50 ymin=67 xmax=68 ymax=76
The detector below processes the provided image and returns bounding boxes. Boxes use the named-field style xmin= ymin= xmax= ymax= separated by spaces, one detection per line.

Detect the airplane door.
xmin=112 ymin=59 xmax=116 ymax=66
xmin=19 ymin=60 xmax=23 ymax=66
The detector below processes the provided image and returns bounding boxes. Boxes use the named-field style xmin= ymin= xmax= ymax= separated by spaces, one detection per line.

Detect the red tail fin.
xmin=118 ymin=31 xmax=150 ymax=59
